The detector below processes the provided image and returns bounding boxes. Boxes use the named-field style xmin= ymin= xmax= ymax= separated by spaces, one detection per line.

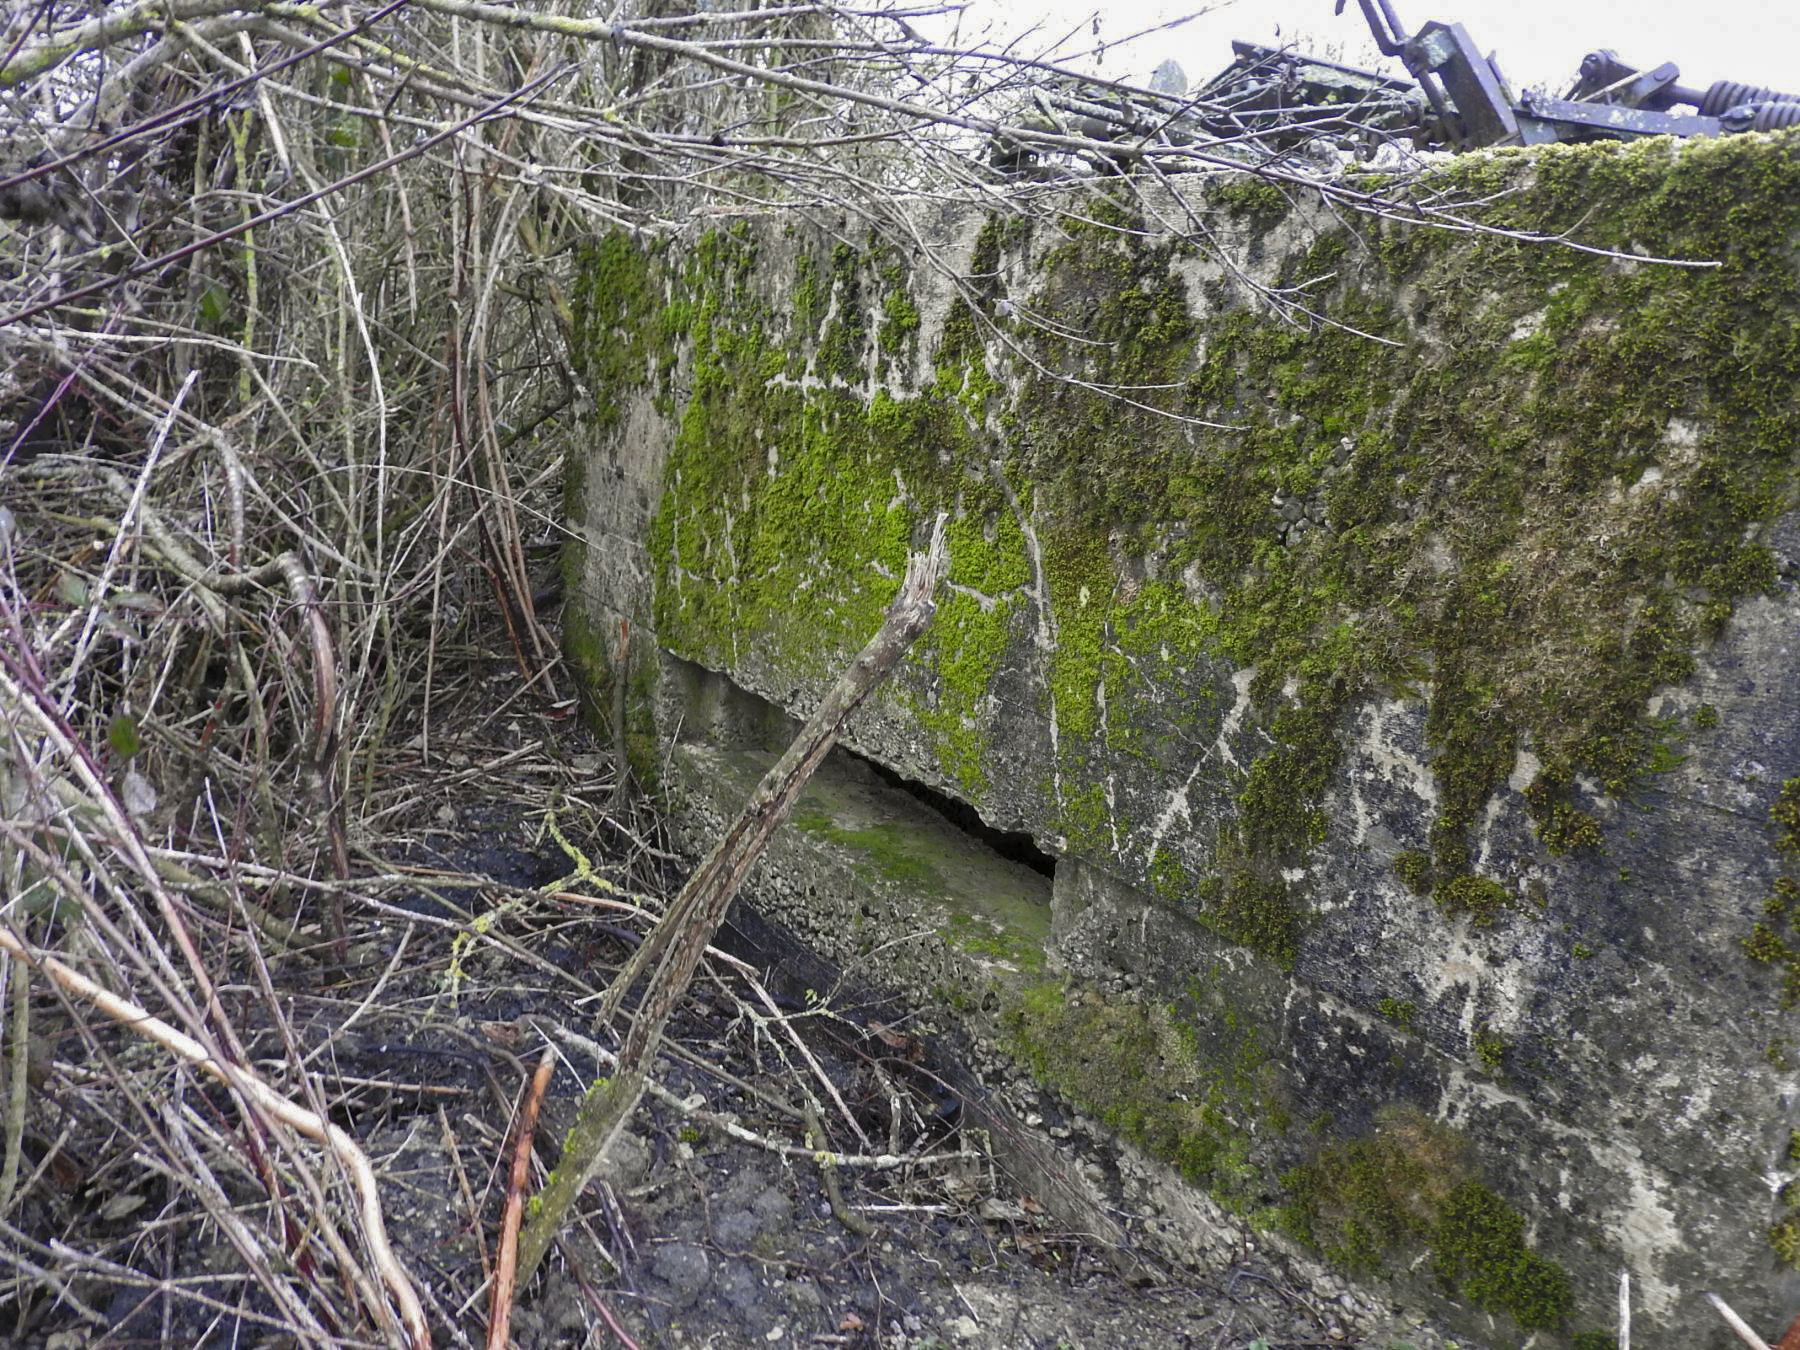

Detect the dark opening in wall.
xmin=660 ymin=651 xmax=1057 ymax=882
xmin=849 ymin=747 xmax=1057 ymax=880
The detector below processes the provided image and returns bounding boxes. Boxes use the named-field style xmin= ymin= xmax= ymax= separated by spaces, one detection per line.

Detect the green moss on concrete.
xmin=1377 ymin=998 xmax=1417 ymax=1032
xmin=580 ymin=133 xmax=1800 ymax=978
xmin=1471 ymin=1025 xmax=1508 ymax=1075
xmin=910 ymin=501 xmax=1032 ymax=797
xmin=941 ymin=911 xmax=1046 ymax=972
xmin=1041 ymin=528 xmax=1111 ymax=744
xmin=1277 ymin=1108 xmax=1467 ymax=1273
xmin=1195 ymin=870 xmax=1300 ymax=971
xmin=1006 ymin=144 xmax=1797 ymax=948
xmin=1773 ymin=777 xmax=1800 ymax=853
xmin=1772 ymin=1195 xmax=1800 ymax=1269
xmin=649 ymin=267 xmax=905 ymax=665
xmin=1523 ymin=768 xmax=1606 ymax=855
xmin=1278 ymin=1110 xmax=1573 ymax=1334
xmin=792 ymin=809 xmax=945 ymax=890
xmin=1746 ymin=777 xmax=1800 ymax=1009
xmin=792 ymin=252 xmax=822 ymax=334
xmin=569 ymin=232 xmax=661 ymax=430
xmin=630 ymin=234 xmax=1031 ymax=803
xmin=817 ymin=242 xmax=870 ymax=383
xmin=879 ymin=265 xmax=921 ymax=359
xmin=1394 ymin=851 xmax=1431 ymax=895
xmin=1211 ymin=175 xmax=1288 ymax=221
xmin=1003 ymin=979 xmax=1278 ymax=1209
xmin=1434 ymin=873 xmax=1515 ymax=928
xmin=773 ymin=747 xmax=1053 ymax=969
xmin=1431 ymin=1180 xmax=1574 ymax=1331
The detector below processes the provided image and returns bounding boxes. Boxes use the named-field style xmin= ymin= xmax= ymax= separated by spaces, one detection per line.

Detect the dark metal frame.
xmin=1339 ymin=0 xmax=1800 ymax=150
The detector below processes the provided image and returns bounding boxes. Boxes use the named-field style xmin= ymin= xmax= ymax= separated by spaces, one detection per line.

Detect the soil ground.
xmin=3 ymin=670 xmax=1440 ymax=1350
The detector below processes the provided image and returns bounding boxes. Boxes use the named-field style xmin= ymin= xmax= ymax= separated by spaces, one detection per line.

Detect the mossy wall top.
xmin=568 ymin=132 xmax=1800 ymax=1345
xmin=576 ymin=135 xmax=1797 ymax=953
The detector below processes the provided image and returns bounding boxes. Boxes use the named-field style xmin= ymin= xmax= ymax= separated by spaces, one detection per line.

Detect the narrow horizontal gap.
xmin=849 ymin=748 xmax=1057 ymax=881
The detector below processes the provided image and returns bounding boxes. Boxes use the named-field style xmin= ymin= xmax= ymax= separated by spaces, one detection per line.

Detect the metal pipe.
xmin=1338 ymin=0 xmax=1409 ymax=56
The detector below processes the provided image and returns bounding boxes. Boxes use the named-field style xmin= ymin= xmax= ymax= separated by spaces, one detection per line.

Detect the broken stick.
xmin=515 ymin=515 xmax=947 ymax=1284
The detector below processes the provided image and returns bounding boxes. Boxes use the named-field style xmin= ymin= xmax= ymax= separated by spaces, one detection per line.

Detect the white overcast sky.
xmin=950 ymin=1 xmax=1800 ymax=100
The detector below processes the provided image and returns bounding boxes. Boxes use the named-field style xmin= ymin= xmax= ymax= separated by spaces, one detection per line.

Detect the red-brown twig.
xmin=578 ymin=1279 xmax=643 ymax=1350
xmin=488 ymin=1045 xmax=557 ymax=1350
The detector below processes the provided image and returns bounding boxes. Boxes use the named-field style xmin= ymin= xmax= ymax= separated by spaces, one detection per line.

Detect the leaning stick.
xmin=0 ymin=925 xmax=430 ymax=1350
xmin=514 ymin=515 xmax=948 ymax=1284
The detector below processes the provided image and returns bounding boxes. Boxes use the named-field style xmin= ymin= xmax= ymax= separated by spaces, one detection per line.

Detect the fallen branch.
xmin=0 ymin=924 xmax=430 ymax=1350
xmin=514 ymin=514 xmax=947 ymax=1284
xmin=0 ymin=962 xmax=27 ymax=1214
xmin=806 ymin=1102 xmax=877 ymax=1239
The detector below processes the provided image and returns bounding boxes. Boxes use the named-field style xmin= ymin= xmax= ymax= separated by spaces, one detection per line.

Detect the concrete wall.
xmin=564 ymin=133 xmax=1800 ymax=1347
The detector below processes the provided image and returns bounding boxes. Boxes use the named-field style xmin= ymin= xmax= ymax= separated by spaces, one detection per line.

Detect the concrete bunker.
xmin=565 ymin=133 xmax=1800 ymax=1347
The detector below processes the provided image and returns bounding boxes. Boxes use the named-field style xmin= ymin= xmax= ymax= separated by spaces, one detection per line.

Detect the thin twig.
xmin=488 ymin=1044 xmax=555 ymax=1345
xmin=806 ymin=1102 xmax=878 ymax=1239
xmin=0 ymin=961 xmax=28 ymax=1215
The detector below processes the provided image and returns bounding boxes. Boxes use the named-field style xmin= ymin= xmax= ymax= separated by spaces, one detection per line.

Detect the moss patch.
xmin=1004 ymin=145 xmax=1798 ymax=949
xmin=1745 ymin=778 xmax=1800 ymax=1007
xmin=1431 ymin=1180 xmax=1574 ymax=1331
xmin=625 ymin=231 xmax=1030 ymax=803
xmin=1278 ymin=1109 xmax=1465 ymax=1270
xmin=791 ymin=809 xmax=945 ymax=891
xmin=1278 ymin=1110 xmax=1573 ymax=1333
xmin=941 ymin=911 xmax=1046 ymax=972
xmin=1003 ymin=978 xmax=1282 ymax=1210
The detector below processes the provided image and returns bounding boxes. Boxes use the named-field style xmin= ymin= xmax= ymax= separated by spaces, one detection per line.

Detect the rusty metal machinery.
xmin=990 ymin=0 xmax=1800 ymax=176
xmin=1338 ymin=0 xmax=1800 ymax=149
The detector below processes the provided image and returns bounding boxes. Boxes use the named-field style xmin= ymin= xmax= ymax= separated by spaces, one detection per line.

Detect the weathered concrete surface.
xmin=566 ymin=134 xmax=1800 ymax=1346
xmin=656 ymin=662 xmax=1452 ymax=1348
